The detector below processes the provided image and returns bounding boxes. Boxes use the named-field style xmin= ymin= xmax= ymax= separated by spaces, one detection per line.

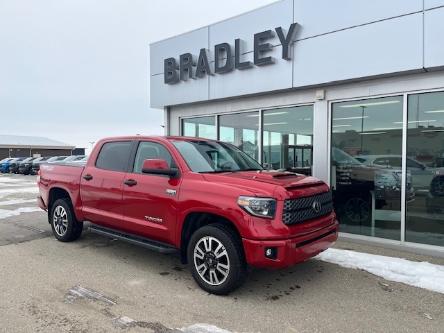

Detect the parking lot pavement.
xmin=0 ymin=174 xmax=444 ymax=333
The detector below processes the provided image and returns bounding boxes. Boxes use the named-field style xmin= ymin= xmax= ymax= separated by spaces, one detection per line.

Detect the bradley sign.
xmin=164 ymin=23 xmax=299 ymax=84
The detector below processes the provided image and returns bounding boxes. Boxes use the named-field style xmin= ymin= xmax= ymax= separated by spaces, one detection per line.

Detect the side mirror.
xmin=142 ymin=159 xmax=178 ymax=177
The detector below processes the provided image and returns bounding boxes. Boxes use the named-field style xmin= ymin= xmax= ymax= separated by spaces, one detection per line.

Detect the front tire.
xmin=50 ymin=198 xmax=83 ymax=242
xmin=187 ymin=224 xmax=247 ymax=295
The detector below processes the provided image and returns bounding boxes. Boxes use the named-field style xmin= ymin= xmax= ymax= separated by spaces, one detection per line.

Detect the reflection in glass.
xmin=331 ymin=96 xmax=404 ymax=240
xmin=262 ymin=106 xmax=313 ymax=175
xmin=406 ymin=92 xmax=444 ymax=246
xmin=219 ymin=112 xmax=259 ymax=160
xmin=182 ymin=116 xmax=216 ymax=139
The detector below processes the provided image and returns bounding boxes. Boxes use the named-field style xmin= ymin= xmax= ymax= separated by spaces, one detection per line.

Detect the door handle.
xmin=83 ymin=174 xmax=93 ymax=181
xmin=124 ymin=179 xmax=137 ymax=187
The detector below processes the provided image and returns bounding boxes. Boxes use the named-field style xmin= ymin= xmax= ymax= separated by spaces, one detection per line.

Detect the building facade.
xmin=0 ymin=135 xmax=77 ymax=159
xmin=150 ymin=0 xmax=444 ymax=255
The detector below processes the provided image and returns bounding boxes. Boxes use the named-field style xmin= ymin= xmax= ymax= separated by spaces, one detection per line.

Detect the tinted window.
xmin=133 ymin=141 xmax=174 ymax=174
xmin=331 ymin=96 xmax=403 ymax=241
xmin=96 ymin=141 xmax=132 ymax=172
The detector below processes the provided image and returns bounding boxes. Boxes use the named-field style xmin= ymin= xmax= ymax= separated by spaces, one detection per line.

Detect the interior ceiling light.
xmin=339 ymin=100 xmax=400 ymax=108
xmin=393 ymin=120 xmax=437 ymax=124
xmin=246 ymin=111 xmax=288 ymax=117
xmin=424 ymin=110 xmax=444 ymax=113
xmin=359 ymin=131 xmax=387 ymax=135
xmin=333 ymin=116 xmax=369 ymax=121
xmin=264 ymin=122 xmax=287 ymax=126
xmin=332 ymin=124 xmax=352 ymax=128
xmin=372 ymin=127 xmax=402 ymax=131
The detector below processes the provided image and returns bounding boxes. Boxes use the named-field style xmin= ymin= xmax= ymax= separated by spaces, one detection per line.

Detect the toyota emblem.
xmin=312 ymin=200 xmax=322 ymax=213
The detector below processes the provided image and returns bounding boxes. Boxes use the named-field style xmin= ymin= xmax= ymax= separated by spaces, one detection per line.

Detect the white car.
xmin=356 ymin=155 xmax=444 ymax=195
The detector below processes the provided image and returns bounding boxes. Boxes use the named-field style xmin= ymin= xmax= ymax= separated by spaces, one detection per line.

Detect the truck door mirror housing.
xmin=142 ymin=159 xmax=178 ymax=177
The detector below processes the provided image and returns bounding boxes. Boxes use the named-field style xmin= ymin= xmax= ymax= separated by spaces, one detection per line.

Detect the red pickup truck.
xmin=38 ymin=136 xmax=338 ymax=294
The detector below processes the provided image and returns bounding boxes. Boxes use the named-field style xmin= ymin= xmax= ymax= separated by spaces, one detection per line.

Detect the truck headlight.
xmin=237 ymin=196 xmax=276 ymax=219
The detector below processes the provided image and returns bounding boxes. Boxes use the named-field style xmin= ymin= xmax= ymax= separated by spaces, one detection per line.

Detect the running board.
xmin=89 ymin=225 xmax=178 ymax=254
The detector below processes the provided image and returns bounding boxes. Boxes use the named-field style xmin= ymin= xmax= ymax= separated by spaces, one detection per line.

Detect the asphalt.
xmin=0 ymin=173 xmax=443 ymax=333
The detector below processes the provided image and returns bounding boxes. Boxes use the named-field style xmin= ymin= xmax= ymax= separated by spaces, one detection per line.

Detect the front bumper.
xmin=242 ymin=220 xmax=339 ymax=269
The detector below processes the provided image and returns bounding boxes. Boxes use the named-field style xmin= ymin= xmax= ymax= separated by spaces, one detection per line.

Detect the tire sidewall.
xmin=50 ymin=198 xmax=81 ymax=242
xmin=187 ymin=225 xmax=245 ymax=295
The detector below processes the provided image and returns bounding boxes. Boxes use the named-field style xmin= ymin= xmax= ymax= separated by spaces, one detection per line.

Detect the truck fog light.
xmin=265 ymin=247 xmax=277 ymax=260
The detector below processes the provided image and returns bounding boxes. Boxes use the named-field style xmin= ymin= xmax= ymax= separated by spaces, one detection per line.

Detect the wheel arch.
xmin=179 ymin=212 xmax=243 ymax=264
xmin=47 ymin=187 xmax=74 ymax=222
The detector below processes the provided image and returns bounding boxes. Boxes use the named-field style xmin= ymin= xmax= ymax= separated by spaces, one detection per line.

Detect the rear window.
xmin=96 ymin=141 xmax=132 ymax=172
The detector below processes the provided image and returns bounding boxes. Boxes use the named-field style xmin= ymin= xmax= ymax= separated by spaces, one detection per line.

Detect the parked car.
xmin=0 ymin=158 xmax=13 ymax=173
xmin=46 ymin=156 xmax=69 ymax=164
xmin=8 ymin=157 xmax=26 ymax=174
xmin=38 ymin=136 xmax=338 ymax=295
xmin=356 ymin=155 xmax=444 ymax=195
xmin=331 ymin=148 xmax=414 ymax=224
xmin=17 ymin=157 xmax=36 ymax=175
xmin=63 ymin=155 xmax=87 ymax=163
xmin=69 ymin=156 xmax=89 ymax=165
xmin=30 ymin=157 xmax=50 ymax=175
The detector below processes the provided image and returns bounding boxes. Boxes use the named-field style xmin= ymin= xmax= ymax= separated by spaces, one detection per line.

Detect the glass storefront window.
xmin=331 ymin=96 xmax=404 ymax=240
xmin=218 ymin=112 xmax=259 ymax=160
xmin=182 ymin=116 xmax=216 ymax=139
xmin=262 ymin=105 xmax=313 ymax=175
xmin=406 ymin=92 xmax=444 ymax=246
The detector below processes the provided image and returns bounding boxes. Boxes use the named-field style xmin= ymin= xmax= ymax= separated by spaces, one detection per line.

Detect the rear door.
xmin=80 ymin=141 xmax=134 ymax=229
xmin=121 ymin=140 xmax=181 ymax=244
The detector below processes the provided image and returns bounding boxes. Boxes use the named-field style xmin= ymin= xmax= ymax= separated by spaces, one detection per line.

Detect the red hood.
xmin=201 ymin=170 xmax=327 ymax=199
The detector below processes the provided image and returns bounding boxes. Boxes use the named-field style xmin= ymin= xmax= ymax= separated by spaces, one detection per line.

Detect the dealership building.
xmin=150 ymin=0 xmax=444 ymax=255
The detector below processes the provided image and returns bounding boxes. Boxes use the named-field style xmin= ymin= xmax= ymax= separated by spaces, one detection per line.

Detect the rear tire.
xmin=187 ymin=224 xmax=247 ymax=295
xmin=50 ymin=198 xmax=83 ymax=242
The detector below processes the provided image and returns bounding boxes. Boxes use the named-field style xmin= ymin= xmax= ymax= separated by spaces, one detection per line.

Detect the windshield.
xmin=172 ymin=140 xmax=263 ymax=173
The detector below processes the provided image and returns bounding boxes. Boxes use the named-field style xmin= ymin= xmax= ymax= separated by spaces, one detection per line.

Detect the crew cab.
xmin=37 ymin=136 xmax=338 ymax=294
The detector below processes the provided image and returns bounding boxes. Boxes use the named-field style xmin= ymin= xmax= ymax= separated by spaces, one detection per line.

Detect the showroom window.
xmin=182 ymin=116 xmax=216 ymax=139
xmin=406 ymin=91 xmax=444 ymax=247
xmin=219 ymin=111 xmax=259 ymax=160
xmin=331 ymin=96 xmax=403 ymax=240
xmin=262 ymin=105 xmax=313 ymax=175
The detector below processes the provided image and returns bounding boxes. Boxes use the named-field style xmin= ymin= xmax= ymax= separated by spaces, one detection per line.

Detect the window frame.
xmin=179 ymin=102 xmax=315 ymax=165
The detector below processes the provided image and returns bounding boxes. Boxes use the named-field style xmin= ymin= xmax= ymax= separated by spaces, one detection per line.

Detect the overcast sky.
xmin=0 ymin=0 xmax=276 ymax=152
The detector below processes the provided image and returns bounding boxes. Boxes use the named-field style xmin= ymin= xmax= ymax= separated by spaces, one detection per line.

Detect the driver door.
xmin=121 ymin=141 xmax=181 ymax=245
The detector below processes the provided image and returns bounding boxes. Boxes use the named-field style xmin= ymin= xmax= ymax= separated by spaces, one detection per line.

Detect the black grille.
xmin=283 ymin=191 xmax=333 ymax=225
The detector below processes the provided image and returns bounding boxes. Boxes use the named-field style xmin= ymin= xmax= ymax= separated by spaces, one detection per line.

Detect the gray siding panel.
xmin=292 ymin=13 xmax=424 ymax=87
xmin=425 ymin=0 xmax=444 ymax=9
xmin=294 ymin=0 xmax=422 ymax=39
xmin=149 ymin=0 xmax=442 ymax=108
xmin=424 ymin=7 xmax=444 ymax=69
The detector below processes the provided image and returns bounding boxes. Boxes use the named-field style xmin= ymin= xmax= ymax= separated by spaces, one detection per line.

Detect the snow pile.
xmin=317 ymin=248 xmax=444 ymax=294
xmin=181 ymin=324 xmax=232 ymax=333
xmin=0 ymin=207 xmax=42 ymax=219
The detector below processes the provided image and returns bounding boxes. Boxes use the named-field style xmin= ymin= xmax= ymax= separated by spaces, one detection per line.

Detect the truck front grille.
xmin=283 ymin=191 xmax=333 ymax=225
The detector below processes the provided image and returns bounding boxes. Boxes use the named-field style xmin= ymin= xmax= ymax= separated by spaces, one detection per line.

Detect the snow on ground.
xmin=0 ymin=199 xmax=36 ymax=206
xmin=0 ymin=187 xmax=39 ymax=199
xmin=317 ymin=248 xmax=444 ymax=294
xmin=0 ymin=207 xmax=42 ymax=220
